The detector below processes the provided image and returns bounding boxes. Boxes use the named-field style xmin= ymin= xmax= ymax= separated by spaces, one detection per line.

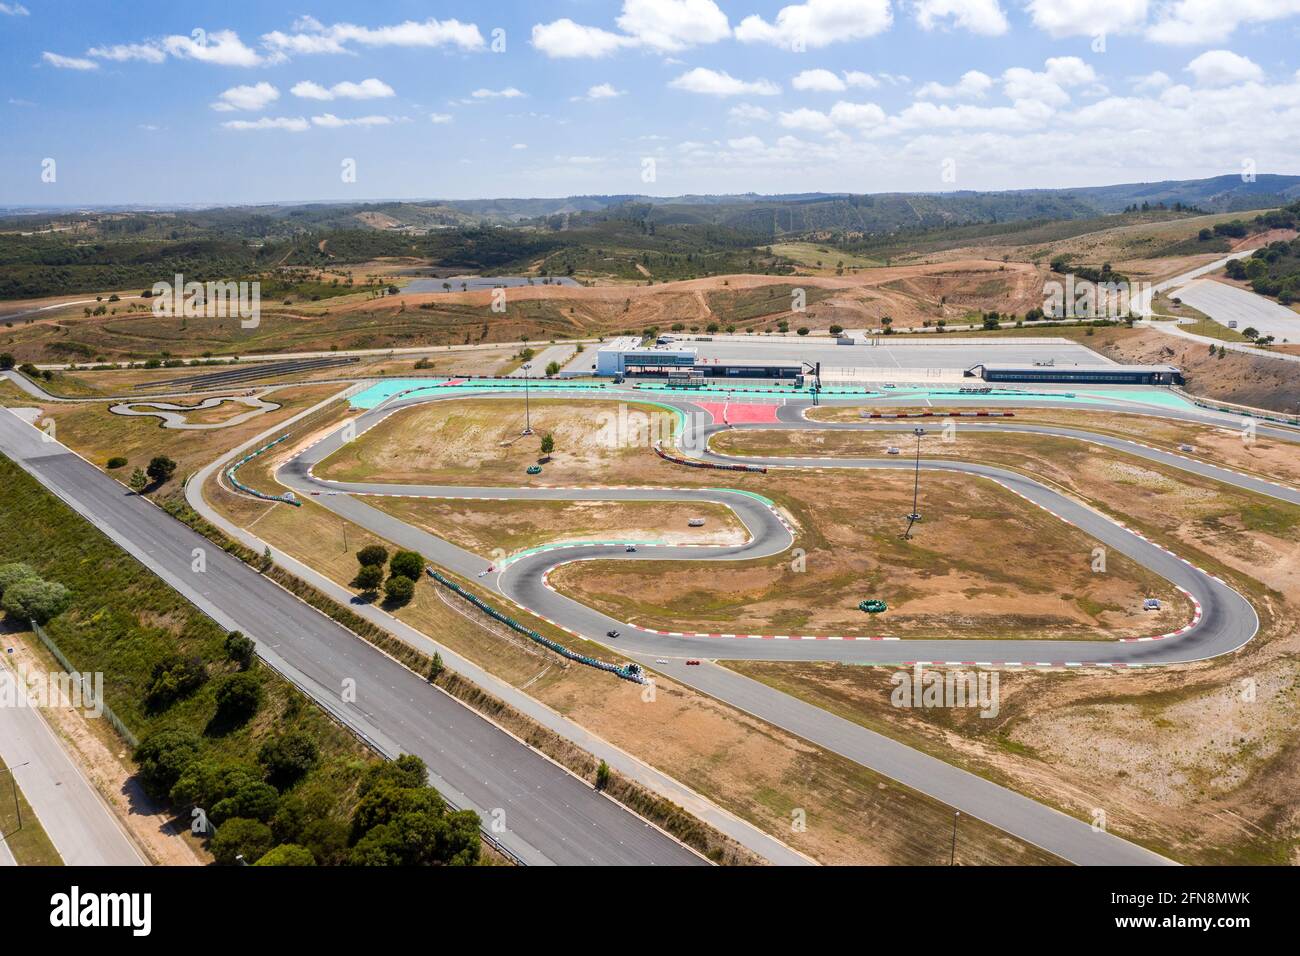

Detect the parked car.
xmin=688 ymin=517 xmax=706 ymax=527
xmin=1143 ymin=598 xmax=1162 ymax=611
xmin=1178 ymin=444 xmax=1196 ymax=453
xmin=886 ymin=446 xmax=901 ymax=455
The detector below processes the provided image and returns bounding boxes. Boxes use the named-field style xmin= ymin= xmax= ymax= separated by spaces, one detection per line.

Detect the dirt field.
xmin=805 ymin=405 xmax=1300 ymax=488
xmin=366 ymin=497 xmax=747 ymax=556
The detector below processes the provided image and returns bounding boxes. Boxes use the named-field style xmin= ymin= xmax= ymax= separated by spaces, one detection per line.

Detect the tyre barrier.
xmin=1189 ymin=399 xmax=1300 ymax=428
xmin=224 ymin=434 xmax=301 ymax=507
xmin=653 ymin=443 xmax=767 ymax=474
xmin=426 ymin=568 xmax=646 ymax=683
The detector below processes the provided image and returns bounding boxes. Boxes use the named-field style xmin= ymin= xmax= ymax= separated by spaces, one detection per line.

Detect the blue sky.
xmin=3 ymin=0 xmax=1300 ymax=205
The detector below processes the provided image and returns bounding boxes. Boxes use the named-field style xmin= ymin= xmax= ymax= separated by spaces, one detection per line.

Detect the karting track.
xmin=277 ymin=386 xmax=1298 ymax=670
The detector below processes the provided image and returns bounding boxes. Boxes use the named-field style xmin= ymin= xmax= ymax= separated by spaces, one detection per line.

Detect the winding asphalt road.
xmin=265 ymin=385 xmax=1299 ymax=865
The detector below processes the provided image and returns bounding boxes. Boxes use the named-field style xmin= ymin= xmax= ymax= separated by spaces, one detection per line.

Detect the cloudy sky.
xmin=3 ymin=0 xmax=1300 ymax=205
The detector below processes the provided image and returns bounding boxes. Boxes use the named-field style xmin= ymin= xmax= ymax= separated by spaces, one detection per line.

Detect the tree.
xmin=260 ymin=546 xmax=273 ymax=572
xmin=356 ymin=545 xmax=388 ymax=568
xmin=383 ymin=575 xmax=415 ymax=605
xmin=0 ymin=353 xmax=14 ymax=370
xmin=2 ymin=577 xmax=71 ymax=625
xmin=214 ymin=672 xmax=264 ymax=725
xmin=144 ymin=654 xmax=209 ymax=711
xmin=389 ymin=550 xmax=423 ymax=581
xmin=427 ymin=651 xmax=445 ymax=683
xmin=210 ymin=818 xmax=274 ymax=866
xmin=224 ymin=631 xmax=255 ymax=670
xmin=258 ymin=732 xmax=320 ymax=789
xmin=211 ymin=779 xmax=280 ymax=824
xmin=254 ymin=844 xmax=316 ymax=866
xmin=595 ymin=760 xmax=611 ymax=791
xmin=128 ymin=468 xmax=148 ymax=493
xmin=545 ymin=360 xmax=560 ymax=377
xmin=133 ymin=728 xmax=202 ymax=800
xmin=0 ymin=562 xmax=37 ymax=600
xmin=354 ymin=564 xmax=384 ymax=592
xmin=539 ymin=433 xmax=555 ymax=457
xmin=1242 ymin=327 xmax=1260 ymax=341
xmin=146 ymin=455 xmax=176 ymax=485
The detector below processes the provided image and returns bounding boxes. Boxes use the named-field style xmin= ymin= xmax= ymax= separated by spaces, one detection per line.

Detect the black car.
xmin=606 ymin=629 xmax=620 ymax=639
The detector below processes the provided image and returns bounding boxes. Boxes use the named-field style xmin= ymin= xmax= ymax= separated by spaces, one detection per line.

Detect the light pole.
xmin=904 ymin=426 xmax=925 ymax=539
xmin=800 ymin=362 xmax=822 ymax=405
xmin=521 ymin=362 xmax=533 ymax=436
xmin=950 ymin=810 xmax=960 ymax=865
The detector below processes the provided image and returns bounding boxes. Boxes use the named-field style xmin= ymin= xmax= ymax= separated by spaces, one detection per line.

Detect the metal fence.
xmin=28 ymin=619 xmax=139 ymax=749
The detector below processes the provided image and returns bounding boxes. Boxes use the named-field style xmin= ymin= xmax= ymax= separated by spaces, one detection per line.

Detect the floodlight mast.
xmin=904 ymin=426 xmax=925 ymax=539
xmin=521 ymin=362 xmax=533 ymax=436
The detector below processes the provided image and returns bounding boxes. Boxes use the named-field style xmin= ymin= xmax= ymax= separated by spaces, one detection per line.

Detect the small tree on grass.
xmin=214 ymin=673 xmax=264 ymax=726
xmin=356 ymin=545 xmax=388 ymax=568
xmin=129 ymin=468 xmax=148 ymax=493
xmin=354 ymin=564 xmax=384 ymax=593
xmin=2 ymin=577 xmax=71 ymax=625
xmin=211 ymin=818 xmax=274 ymax=866
xmin=260 ymin=546 xmax=273 ymax=572
xmin=224 ymin=631 xmax=256 ymax=670
xmin=383 ymin=575 xmax=415 ymax=606
xmin=595 ymin=760 xmax=611 ymax=791
xmin=545 ymin=360 xmax=560 ymax=377
xmin=389 ymin=550 xmax=423 ymax=581
xmin=427 ymin=651 xmax=445 ymax=683
xmin=540 ymin=433 xmax=555 ymax=458
xmin=133 ymin=728 xmax=202 ymax=800
xmin=146 ymin=455 xmax=176 ymax=485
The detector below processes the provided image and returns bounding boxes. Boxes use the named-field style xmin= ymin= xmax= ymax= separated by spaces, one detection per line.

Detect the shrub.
xmin=0 ymin=562 xmax=37 ymax=599
xmin=106 ymin=456 xmax=128 ymax=470
xmin=255 ymin=844 xmax=316 ymax=866
xmin=257 ymin=732 xmax=320 ymax=789
xmin=146 ymin=455 xmax=177 ymax=484
xmin=2 ymin=577 xmax=71 ymax=624
xmin=214 ymin=673 xmax=264 ymax=725
xmin=383 ymin=575 xmax=415 ymax=605
xmin=210 ymin=818 xmax=274 ymax=866
xmin=224 ymin=630 xmax=256 ymax=670
xmin=389 ymin=550 xmax=423 ymax=581
xmin=212 ymin=780 xmax=280 ymax=824
xmin=353 ymin=564 xmax=384 ymax=592
xmin=356 ymin=545 xmax=388 ymax=568
xmin=133 ymin=728 xmax=202 ymax=800
xmin=144 ymin=654 xmax=209 ymax=711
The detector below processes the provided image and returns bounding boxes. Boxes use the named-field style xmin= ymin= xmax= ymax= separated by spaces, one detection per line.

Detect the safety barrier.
xmin=426 ymin=569 xmax=646 ymax=684
xmin=859 ymin=410 xmax=1016 ymax=419
xmin=224 ymin=434 xmax=301 ymax=506
xmin=653 ymin=443 xmax=767 ymax=474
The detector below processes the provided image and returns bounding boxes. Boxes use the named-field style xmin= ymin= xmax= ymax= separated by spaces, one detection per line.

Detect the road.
xmin=271 ymin=384 xmax=1300 ymax=863
xmin=0 ymin=408 xmax=702 ymax=867
xmin=0 ymin=670 xmax=145 ymax=865
xmin=1172 ymin=279 xmax=1300 ymax=343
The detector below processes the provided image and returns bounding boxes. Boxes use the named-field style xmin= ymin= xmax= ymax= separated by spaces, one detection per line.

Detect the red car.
xmin=686 ymin=659 xmax=701 ymax=666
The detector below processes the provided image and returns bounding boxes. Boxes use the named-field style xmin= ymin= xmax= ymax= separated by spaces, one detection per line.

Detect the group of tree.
xmin=352 ymin=545 xmax=422 ymax=606
xmin=0 ymin=562 xmax=72 ymax=625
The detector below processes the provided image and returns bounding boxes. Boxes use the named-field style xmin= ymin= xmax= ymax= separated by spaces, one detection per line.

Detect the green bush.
xmin=212 ymin=780 xmax=281 ymax=824
xmin=144 ymin=654 xmax=209 ymax=711
xmin=383 ymin=575 xmax=415 ymax=605
xmin=0 ymin=562 xmax=37 ymax=599
xmin=356 ymin=545 xmax=388 ymax=568
xmin=388 ymin=550 xmax=423 ymax=581
xmin=2 ymin=577 xmax=71 ymax=624
xmin=255 ymin=844 xmax=316 ymax=866
xmin=146 ymin=455 xmax=177 ymax=485
xmin=133 ymin=728 xmax=202 ymax=800
xmin=213 ymin=672 xmax=263 ymax=725
xmin=106 ymin=456 xmax=128 ymax=470
xmin=353 ymin=564 xmax=384 ymax=592
xmin=258 ymin=732 xmax=320 ymax=789
xmin=210 ymin=818 xmax=274 ymax=866
xmin=224 ymin=630 xmax=255 ymax=670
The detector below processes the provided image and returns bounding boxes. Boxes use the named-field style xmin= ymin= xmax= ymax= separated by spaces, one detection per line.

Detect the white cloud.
xmin=1001 ymin=57 xmax=1096 ymax=107
xmin=728 ymin=135 xmax=766 ymax=151
xmin=1131 ymin=70 xmax=1171 ymax=93
xmin=471 ymin=87 xmax=526 ymax=99
xmin=211 ymin=82 xmax=280 ymax=112
xmin=916 ymin=69 xmax=993 ymax=100
xmin=912 ymin=0 xmax=1009 ymax=36
xmin=779 ymin=107 xmax=837 ymax=132
xmin=0 ymin=3 xmax=30 ymax=15
xmin=512 ymin=142 xmax=528 ymax=150
xmin=291 ymin=78 xmax=395 ymax=101
xmin=222 ymin=116 xmax=310 ymax=132
xmin=616 ymin=0 xmax=731 ymax=50
xmin=429 ymin=113 xmax=453 ymax=124
xmin=842 ymin=71 xmax=881 ymax=90
xmin=163 ymin=30 xmax=264 ymax=67
xmin=792 ymin=69 xmax=846 ymax=92
xmin=669 ymin=67 xmax=779 ymax=96
xmin=895 ymin=98 xmax=1054 ymax=130
xmin=779 ymin=100 xmax=887 ymax=132
xmin=311 ymin=113 xmax=394 ymax=128
xmin=1026 ymin=0 xmax=1149 ymax=37
xmin=87 ymin=43 xmax=167 ymax=64
xmin=41 ymin=52 xmax=98 ymax=71
xmin=729 ymin=103 xmax=773 ymax=122
xmin=1185 ymin=49 xmax=1263 ymax=87
xmin=530 ymin=19 xmax=633 ymax=57
xmin=574 ymin=82 xmax=625 ymax=101
xmin=263 ymin=17 xmax=485 ymax=56
xmin=1148 ymin=1 xmax=1300 ymax=45
xmin=736 ymin=0 xmax=893 ymax=49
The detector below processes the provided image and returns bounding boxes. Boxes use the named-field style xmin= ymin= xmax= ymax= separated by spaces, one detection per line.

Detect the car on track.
xmin=606 ymin=629 xmax=620 ymax=638
xmin=655 ymin=659 xmax=669 ymax=664
xmin=625 ymin=545 xmax=637 ymax=552
xmin=685 ymin=659 xmax=701 ymax=665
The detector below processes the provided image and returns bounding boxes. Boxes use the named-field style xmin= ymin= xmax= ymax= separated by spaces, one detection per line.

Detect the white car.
xmin=886 ymin=446 xmax=901 ymax=455
xmin=625 ymin=545 xmax=637 ymax=553
xmin=1143 ymin=598 xmax=1162 ymax=611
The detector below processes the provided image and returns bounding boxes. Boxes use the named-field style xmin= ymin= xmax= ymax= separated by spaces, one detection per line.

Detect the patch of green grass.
xmin=0 ymin=751 xmax=63 ymax=866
